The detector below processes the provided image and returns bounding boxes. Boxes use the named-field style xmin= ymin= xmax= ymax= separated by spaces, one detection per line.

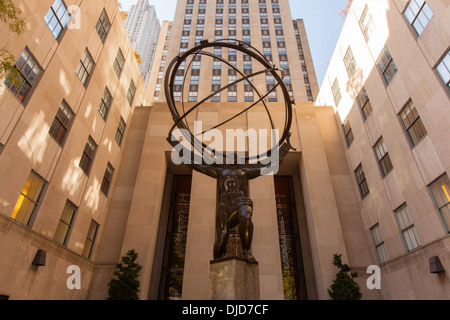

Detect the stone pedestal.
xmin=209 ymin=257 xmax=260 ymax=300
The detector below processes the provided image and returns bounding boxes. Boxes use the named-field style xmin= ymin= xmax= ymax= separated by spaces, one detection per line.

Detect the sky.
xmin=119 ymin=0 xmax=349 ymax=87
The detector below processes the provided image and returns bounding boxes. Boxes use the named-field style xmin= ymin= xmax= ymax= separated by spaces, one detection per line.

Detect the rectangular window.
xmin=4 ymin=48 xmax=42 ymax=103
xmin=435 ymin=50 xmax=450 ymax=94
xmin=356 ymin=87 xmax=372 ymax=120
xmin=127 ymin=80 xmax=136 ymax=106
xmin=359 ymin=5 xmax=375 ymax=42
xmin=344 ymin=47 xmax=357 ymax=77
xmin=370 ymin=224 xmax=389 ymax=264
xmin=343 ymin=120 xmax=354 ymax=147
xmin=404 ymin=0 xmax=433 ymax=36
xmin=115 ymin=117 xmax=126 ymax=146
xmin=377 ymin=48 xmax=398 ymax=85
xmin=79 ymin=136 xmax=97 ymax=175
xmin=394 ymin=204 xmax=420 ymax=251
xmin=428 ymin=174 xmax=450 ymax=233
xmin=374 ymin=137 xmax=393 ymax=177
xmin=82 ymin=220 xmax=99 ymax=259
xmin=54 ymin=201 xmax=77 ymax=246
xmin=96 ymin=9 xmax=111 ymax=43
xmin=98 ymin=87 xmax=112 ymax=120
xmin=44 ymin=0 xmax=70 ymax=40
xmin=331 ymin=78 xmax=341 ymax=106
xmin=113 ymin=49 xmax=125 ymax=78
xmin=355 ymin=164 xmax=369 ymax=198
xmin=399 ymin=100 xmax=427 ymax=146
xmin=100 ymin=163 xmax=114 ymax=196
xmin=76 ymin=49 xmax=95 ymax=87
xmin=49 ymin=100 xmax=74 ymax=145
xmin=11 ymin=171 xmax=46 ymax=227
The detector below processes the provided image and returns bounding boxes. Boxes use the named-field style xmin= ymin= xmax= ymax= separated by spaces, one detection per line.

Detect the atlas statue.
xmin=165 ymin=39 xmax=294 ymax=262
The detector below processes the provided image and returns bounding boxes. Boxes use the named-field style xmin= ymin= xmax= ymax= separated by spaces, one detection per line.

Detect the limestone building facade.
xmin=0 ymin=0 xmax=151 ymax=299
xmin=316 ymin=0 xmax=450 ymax=299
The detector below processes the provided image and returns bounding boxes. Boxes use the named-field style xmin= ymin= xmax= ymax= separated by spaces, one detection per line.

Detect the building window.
xmin=113 ymin=49 xmax=125 ymax=78
xmin=54 ymin=201 xmax=77 ymax=246
xmin=115 ymin=117 xmax=126 ymax=146
xmin=96 ymin=9 xmax=111 ymax=43
xmin=127 ymin=80 xmax=136 ymax=106
xmin=4 ymin=48 xmax=42 ymax=103
xmin=76 ymin=49 xmax=95 ymax=87
xmin=356 ymin=87 xmax=372 ymax=120
xmin=374 ymin=137 xmax=393 ymax=177
xmin=399 ymin=100 xmax=427 ymax=146
xmin=344 ymin=47 xmax=357 ymax=77
xmin=359 ymin=5 xmax=375 ymax=42
xmin=343 ymin=120 xmax=354 ymax=147
xmin=49 ymin=100 xmax=74 ymax=145
xmin=82 ymin=220 xmax=99 ymax=259
xmin=101 ymin=163 xmax=114 ymax=196
xmin=435 ymin=50 xmax=449 ymax=94
xmin=355 ymin=164 xmax=369 ymax=198
xmin=370 ymin=224 xmax=389 ymax=264
xmin=79 ymin=136 xmax=97 ymax=175
xmin=377 ymin=48 xmax=398 ymax=85
xmin=394 ymin=204 xmax=420 ymax=251
xmin=44 ymin=0 xmax=70 ymax=40
xmin=428 ymin=174 xmax=450 ymax=233
xmin=11 ymin=171 xmax=46 ymax=227
xmin=98 ymin=87 xmax=112 ymax=120
xmin=331 ymin=78 xmax=341 ymax=106
xmin=404 ymin=0 xmax=433 ymax=37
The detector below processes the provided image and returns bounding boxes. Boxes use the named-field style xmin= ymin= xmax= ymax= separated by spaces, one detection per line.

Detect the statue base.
xmin=209 ymin=257 xmax=260 ymax=300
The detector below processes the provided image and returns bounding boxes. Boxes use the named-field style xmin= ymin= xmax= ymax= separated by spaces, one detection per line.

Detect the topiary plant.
xmin=328 ymin=253 xmax=362 ymax=300
xmin=107 ymin=249 xmax=143 ymax=300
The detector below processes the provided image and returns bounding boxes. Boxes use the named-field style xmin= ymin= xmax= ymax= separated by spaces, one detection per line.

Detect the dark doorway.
xmin=274 ymin=176 xmax=308 ymax=300
xmin=158 ymin=176 xmax=192 ymax=300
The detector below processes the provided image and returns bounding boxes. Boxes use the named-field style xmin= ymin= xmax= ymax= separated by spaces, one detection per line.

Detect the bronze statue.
xmin=168 ymin=139 xmax=293 ymax=262
xmin=165 ymin=39 xmax=294 ymax=263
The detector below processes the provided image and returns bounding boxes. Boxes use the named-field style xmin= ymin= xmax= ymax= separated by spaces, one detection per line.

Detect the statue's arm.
xmin=190 ymin=163 xmax=220 ymax=179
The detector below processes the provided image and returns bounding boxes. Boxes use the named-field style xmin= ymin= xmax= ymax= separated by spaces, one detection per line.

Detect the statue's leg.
xmin=237 ymin=205 xmax=256 ymax=262
xmin=214 ymin=206 xmax=229 ymax=260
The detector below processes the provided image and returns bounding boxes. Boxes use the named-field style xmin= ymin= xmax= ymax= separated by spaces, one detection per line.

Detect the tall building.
xmin=316 ymin=0 xmax=450 ymax=299
xmin=124 ymin=0 xmax=161 ymax=87
xmin=147 ymin=0 xmax=319 ymax=105
xmin=0 ymin=0 xmax=150 ymax=299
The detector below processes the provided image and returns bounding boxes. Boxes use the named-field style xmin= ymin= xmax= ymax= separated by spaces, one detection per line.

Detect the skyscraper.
xmin=147 ymin=0 xmax=319 ymax=105
xmin=0 ymin=0 xmax=151 ymax=300
xmin=124 ymin=0 xmax=161 ymax=87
